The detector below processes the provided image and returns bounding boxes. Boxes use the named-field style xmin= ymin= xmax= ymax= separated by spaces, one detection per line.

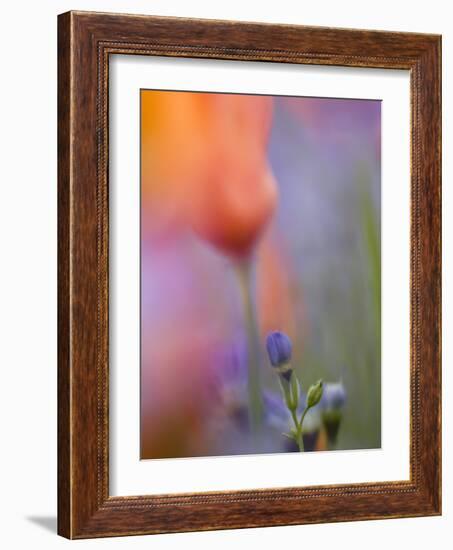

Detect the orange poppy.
xmin=141 ymin=90 xmax=277 ymax=256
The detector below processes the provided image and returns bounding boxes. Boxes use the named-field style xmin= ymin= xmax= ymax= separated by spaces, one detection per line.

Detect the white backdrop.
xmin=0 ymin=1 xmax=450 ymax=548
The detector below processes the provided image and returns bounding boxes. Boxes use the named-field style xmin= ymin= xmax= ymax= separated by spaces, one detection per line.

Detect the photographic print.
xmin=140 ymin=90 xmax=381 ymax=459
xmin=58 ymin=13 xmax=441 ymax=537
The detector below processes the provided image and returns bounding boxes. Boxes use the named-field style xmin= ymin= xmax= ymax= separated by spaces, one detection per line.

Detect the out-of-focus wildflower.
xmin=320 ymin=381 xmax=346 ymax=446
xmin=141 ymin=90 xmax=277 ymax=256
xmin=321 ymin=381 xmax=347 ymax=410
xmin=265 ymin=390 xmax=305 ymax=432
xmin=266 ymin=331 xmax=293 ymax=380
xmin=205 ymin=341 xmax=292 ymax=454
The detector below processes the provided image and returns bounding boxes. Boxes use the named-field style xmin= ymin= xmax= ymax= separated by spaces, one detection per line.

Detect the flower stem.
xmin=234 ymin=260 xmax=263 ymax=437
xmin=298 ymin=407 xmax=310 ymax=452
xmin=290 ymin=409 xmax=304 ymax=452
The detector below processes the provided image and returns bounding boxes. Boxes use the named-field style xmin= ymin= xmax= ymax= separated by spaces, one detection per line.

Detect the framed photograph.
xmin=58 ymin=11 xmax=441 ymax=539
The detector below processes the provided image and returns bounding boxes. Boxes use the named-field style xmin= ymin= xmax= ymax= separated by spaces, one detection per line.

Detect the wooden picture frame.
xmin=58 ymin=10 xmax=441 ymax=539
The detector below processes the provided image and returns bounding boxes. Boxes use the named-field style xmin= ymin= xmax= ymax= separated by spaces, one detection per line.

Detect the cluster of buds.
xmin=266 ymin=331 xmax=324 ymax=452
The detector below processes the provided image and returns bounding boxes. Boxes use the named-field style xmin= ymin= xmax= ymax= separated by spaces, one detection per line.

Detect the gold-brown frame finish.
xmin=58 ymin=10 xmax=441 ymax=539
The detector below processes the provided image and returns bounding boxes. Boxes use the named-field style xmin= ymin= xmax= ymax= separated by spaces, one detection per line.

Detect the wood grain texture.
xmin=57 ymin=10 xmax=442 ymax=539
xmin=57 ymin=11 xmax=71 ymax=538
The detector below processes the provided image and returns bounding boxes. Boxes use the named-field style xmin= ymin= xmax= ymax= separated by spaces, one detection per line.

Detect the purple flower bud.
xmin=266 ymin=331 xmax=292 ymax=370
xmin=321 ymin=382 xmax=346 ymax=410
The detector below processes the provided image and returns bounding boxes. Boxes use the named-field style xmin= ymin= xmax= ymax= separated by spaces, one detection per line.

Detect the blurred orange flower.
xmin=141 ymin=91 xmax=277 ymax=256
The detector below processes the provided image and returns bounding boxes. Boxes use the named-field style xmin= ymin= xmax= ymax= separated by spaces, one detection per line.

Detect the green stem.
xmin=298 ymin=407 xmax=311 ymax=452
xmin=234 ymin=260 xmax=263 ymax=437
xmin=299 ymin=407 xmax=309 ymax=430
xmin=290 ymin=409 xmax=304 ymax=452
